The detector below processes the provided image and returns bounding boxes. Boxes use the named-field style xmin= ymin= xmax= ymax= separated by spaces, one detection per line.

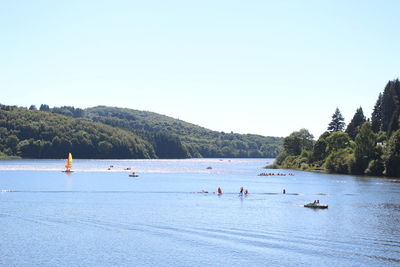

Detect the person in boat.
xmin=217 ymin=187 xmax=222 ymax=195
xmin=244 ymin=189 xmax=248 ymax=195
xmin=239 ymin=187 xmax=244 ymax=194
xmin=316 ymin=200 xmax=320 ymax=204
xmin=283 ymin=189 xmax=286 ymax=194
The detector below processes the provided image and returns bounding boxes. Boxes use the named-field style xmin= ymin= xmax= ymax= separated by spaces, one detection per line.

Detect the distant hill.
xmin=0 ymin=105 xmax=155 ymax=159
xmin=84 ymin=106 xmax=282 ymax=158
xmin=0 ymin=104 xmax=283 ymax=159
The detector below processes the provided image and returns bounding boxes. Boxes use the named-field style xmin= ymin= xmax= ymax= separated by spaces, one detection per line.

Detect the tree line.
xmin=0 ymin=105 xmax=156 ymax=159
xmin=270 ymin=79 xmax=400 ymax=177
xmin=0 ymin=104 xmax=283 ymax=159
xmin=83 ymin=106 xmax=283 ymax=158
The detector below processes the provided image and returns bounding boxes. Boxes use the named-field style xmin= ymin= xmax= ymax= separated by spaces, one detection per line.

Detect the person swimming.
xmin=197 ymin=190 xmax=209 ymax=193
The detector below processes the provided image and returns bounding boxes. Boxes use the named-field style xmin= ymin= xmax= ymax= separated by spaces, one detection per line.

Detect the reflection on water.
xmin=0 ymin=158 xmax=271 ymax=173
xmin=0 ymin=159 xmax=399 ymax=266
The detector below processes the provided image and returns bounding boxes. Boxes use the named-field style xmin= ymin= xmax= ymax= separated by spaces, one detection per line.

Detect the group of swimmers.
xmin=107 ymin=165 xmax=134 ymax=171
xmin=258 ymin=173 xmax=295 ymax=176
xmin=197 ymin=187 xmax=249 ymax=196
xmin=218 ymin=187 xmax=249 ymax=195
xmin=198 ymin=188 xmax=290 ymax=195
xmin=239 ymin=187 xmax=249 ymax=196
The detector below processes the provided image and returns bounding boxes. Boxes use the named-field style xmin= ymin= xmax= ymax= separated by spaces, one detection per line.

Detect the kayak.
xmin=304 ymin=203 xmax=328 ymax=209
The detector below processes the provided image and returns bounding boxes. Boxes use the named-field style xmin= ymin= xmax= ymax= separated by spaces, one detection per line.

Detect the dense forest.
xmin=0 ymin=104 xmax=282 ymax=159
xmin=270 ymin=79 xmax=400 ymax=177
xmin=84 ymin=106 xmax=282 ymax=158
xmin=0 ymin=105 xmax=155 ymax=159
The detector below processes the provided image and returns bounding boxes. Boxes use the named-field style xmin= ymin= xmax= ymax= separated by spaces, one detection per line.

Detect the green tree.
xmin=327 ymin=108 xmax=345 ymax=132
xmin=365 ymin=159 xmax=384 ymax=176
xmin=98 ymin=141 xmax=113 ymax=155
xmin=351 ymin=122 xmax=376 ymax=174
xmin=283 ymin=129 xmax=314 ymax=156
xmin=381 ymin=79 xmax=400 ymax=135
xmin=5 ymin=135 xmax=19 ymax=153
xmin=383 ymin=129 xmax=400 ymax=177
xmin=326 ymin=132 xmax=350 ymax=153
xmin=388 ymin=111 xmax=400 ymax=136
xmin=152 ymin=133 xmax=189 ymax=159
xmin=325 ymin=148 xmax=353 ymax=174
xmin=371 ymin=93 xmax=383 ymax=133
xmin=346 ymin=107 xmax=366 ymax=140
xmin=39 ymin=104 xmax=50 ymax=112
xmin=29 ymin=105 xmax=37 ymax=111
xmin=311 ymin=132 xmax=330 ymax=162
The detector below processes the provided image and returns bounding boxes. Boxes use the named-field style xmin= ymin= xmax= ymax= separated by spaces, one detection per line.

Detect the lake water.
xmin=0 ymin=158 xmax=399 ymax=266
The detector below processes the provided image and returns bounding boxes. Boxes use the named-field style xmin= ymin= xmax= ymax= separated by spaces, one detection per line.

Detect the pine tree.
xmin=29 ymin=105 xmax=37 ymax=111
xmin=371 ymin=93 xmax=383 ymax=133
xmin=381 ymin=79 xmax=400 ymax=134
xmin=39 ymin=104 xmax=50 ymax=112
xmin=388 ymin=109 xmax=400 ymax=136
xmin=327 ymin=108 xmax=345 ymax=132
xmin=346 ymin=107 xmax=366 ymax=139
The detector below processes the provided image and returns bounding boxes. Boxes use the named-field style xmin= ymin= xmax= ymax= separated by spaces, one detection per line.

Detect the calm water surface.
xmin=0 ymin=159 xmax=399 ymax=266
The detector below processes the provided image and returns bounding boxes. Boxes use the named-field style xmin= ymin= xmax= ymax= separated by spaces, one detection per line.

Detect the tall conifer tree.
xmin=346 ymin=107 xmax=366 ymax=139
xmin=371 ymin=93 xmax=383 ymax=133
xmin=327 ymin=108 xmax=345 ymax=132
xmin=381 ymin=79 xmax=400 ymax=134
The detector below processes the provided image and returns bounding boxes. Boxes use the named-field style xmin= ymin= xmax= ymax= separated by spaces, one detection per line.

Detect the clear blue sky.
xmin=1 ymin=0 xmax=399 ymax=137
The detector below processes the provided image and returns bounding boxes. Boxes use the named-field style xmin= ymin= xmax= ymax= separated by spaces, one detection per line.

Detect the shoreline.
xmin=265 ymin=163 xmax=400 ymax=179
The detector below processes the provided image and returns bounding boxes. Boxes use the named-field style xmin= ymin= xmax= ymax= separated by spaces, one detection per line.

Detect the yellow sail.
xmin=65 ymin=153 xmax=72 ymax=170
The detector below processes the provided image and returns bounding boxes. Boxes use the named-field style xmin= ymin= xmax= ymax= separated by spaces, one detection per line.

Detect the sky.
xmin=1 ymin=0 xmax=399 ymax=138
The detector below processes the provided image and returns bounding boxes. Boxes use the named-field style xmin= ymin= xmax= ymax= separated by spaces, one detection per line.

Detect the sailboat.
xmin=63 ymin=152 xmax=73 ymax=173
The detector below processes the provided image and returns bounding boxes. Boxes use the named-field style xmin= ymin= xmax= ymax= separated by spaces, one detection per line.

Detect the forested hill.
xmin=0 ymin=104 xmax=283 ymax=159
xmin=84 ymin=106 xmax=282 ymax=158
xmin=0 ymin=105 xmax=155 ymax=159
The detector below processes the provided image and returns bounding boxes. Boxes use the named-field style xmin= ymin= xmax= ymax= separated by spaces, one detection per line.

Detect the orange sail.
xmin=65 ymin=153 xmax=72 ymax=170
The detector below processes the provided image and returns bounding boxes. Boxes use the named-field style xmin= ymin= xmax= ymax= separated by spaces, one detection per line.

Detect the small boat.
xmin=129 ymin=172 xmax=139 ymax=177
xmin=304 ymin=202 xmax=328 ymax=209
xmin=62 ymin=153 xmax=74 ymax=173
